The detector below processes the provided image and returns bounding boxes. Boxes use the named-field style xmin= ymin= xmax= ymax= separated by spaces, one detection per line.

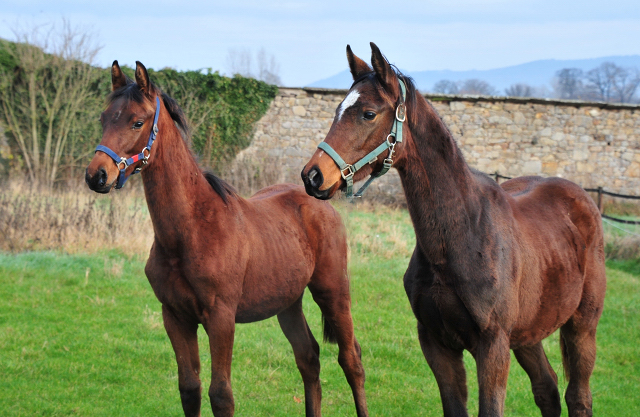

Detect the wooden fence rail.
xmin=491 ymin=172 xmax=640 ymax=226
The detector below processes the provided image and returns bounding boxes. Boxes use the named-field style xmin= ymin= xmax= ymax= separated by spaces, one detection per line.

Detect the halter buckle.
xmin=396 ymin=104 xmax=406 ymax=122
xmin=341 ymin=165 xmax=355 ymax=180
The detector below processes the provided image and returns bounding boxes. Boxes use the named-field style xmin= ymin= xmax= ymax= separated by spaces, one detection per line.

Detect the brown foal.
xmin=86 ymin=61 xmax=368 ymax=417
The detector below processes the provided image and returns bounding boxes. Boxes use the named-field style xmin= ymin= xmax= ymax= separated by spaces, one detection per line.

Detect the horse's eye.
xmin=133 ymin=121 xmax=144 ymax=129
xmin=363 ymin=111 xmax=376 ymax=121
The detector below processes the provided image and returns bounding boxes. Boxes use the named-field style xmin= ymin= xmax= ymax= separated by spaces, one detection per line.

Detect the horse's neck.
xmin=140 ymin=117 xmax=226 ymax=251
xmin=397 ymin=100 xmax=481 ymax=266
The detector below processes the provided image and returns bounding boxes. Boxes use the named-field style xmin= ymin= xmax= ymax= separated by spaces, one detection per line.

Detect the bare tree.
xmin=256 ymin=47 xmax=282 ymax=86
xmin=225 ymin=47 xmax=282 ymax=85
xmin=554 ymin=68 xmax=583 ymax=100
xmin=0 ymin=19 xmax=102 ymax=185
xmin=585 ymin=62 xmax=640 ymax=103
xmin=433 ymin=80 xmax=459 ymax=94
xmin=505 ymin=83 xmax=533 ymax=97
xmin=225 ymin=48 xmax=253 ymax=78
xmin=459 ymin=79 xmax=497 ymax=96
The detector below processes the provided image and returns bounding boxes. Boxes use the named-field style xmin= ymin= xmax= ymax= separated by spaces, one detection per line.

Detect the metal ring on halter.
xmin=117 ymin=157 xmax=129 ymax=170
xmin=386 ymin=134 xmax=397 ymax=146
xmin=142 ymin=147 xmax=151 ymax=163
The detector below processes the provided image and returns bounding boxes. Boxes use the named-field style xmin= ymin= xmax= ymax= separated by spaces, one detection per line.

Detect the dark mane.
xmin=203 ymin=171 xmax=237 ymax=204
xmin=108 ymin=80 xmax=236 ymax=203
xmin=389 ymin=66 xmax=460 ymax=160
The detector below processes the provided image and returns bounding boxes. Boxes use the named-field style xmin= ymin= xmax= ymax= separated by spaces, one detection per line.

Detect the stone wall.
xmin=234 ymin=87 xmax=640 ymax=200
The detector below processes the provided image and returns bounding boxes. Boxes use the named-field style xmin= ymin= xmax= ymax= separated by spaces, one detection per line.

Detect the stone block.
xmin=539 ymin=127 xmax=552 ymax=137
xmin=292 ymin=106 xmax=306 ymax=117
xmin=572 ymin=146 xmax=590 ymax=161
xmin=625 ymin=162 xmax=640 ymax=177
xmin=522 ymin=160 xmax=542 ymax=174
xmin=622 ymin=151 xmax=634 ymax=162
xmin=513 ymin=112 xmax=526 ymax=125
xmin=450 ymin=102 xmax=466 ymax=111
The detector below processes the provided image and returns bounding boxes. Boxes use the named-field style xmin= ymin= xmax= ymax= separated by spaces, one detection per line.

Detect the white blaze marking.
xmin=337 ymin=90 xmax=360 ymax=121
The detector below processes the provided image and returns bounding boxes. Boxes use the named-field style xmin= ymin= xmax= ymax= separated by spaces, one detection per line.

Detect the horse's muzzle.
xmin=301 ymin=166 xmax=333 ymax=200
xmin=85 ymin=167 xmax=113 ymax=194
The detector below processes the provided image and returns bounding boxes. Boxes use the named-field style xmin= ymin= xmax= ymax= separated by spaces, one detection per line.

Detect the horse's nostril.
xmin=97 ymin=168 xmax=107 ymax=188
xmin=308 ymin=168 xmax=323 ymax=189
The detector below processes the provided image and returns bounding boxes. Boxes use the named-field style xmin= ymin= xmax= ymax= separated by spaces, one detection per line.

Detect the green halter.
xmin=317 ymin=79 xmax=407 ymax=198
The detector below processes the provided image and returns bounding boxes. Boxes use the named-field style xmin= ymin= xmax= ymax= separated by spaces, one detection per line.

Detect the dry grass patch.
xmin=0 ymin=179 xmax=152 ymax=256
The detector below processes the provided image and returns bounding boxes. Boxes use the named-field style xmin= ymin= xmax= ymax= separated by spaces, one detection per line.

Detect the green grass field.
xmin=1 ymin=205 xmax=639 ymax=416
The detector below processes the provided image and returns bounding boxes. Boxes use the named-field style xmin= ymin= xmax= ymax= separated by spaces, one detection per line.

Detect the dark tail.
xmin=322 ymin=313 xmax=338 ymax=344
xmin=560 ymin=332 xmax=570 ymax=381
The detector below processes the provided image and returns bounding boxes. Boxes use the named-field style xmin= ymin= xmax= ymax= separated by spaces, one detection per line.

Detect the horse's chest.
xmin=145 ymin=259 xmax=204 ymax=320
xmin=408 ymin=275 xmax=479 ymax=349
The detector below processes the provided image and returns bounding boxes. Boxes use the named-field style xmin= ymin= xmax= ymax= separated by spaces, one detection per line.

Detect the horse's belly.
xmin=235 ymin=266 xmax=311 ymax=323
xmin=510 ymin=271 xmax=585 ymax=347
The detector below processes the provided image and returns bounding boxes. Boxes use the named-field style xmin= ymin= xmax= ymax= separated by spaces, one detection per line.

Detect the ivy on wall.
xmin=147 ymin=67 xmax=278 ymax=168
xmin=0 ymin=39 xmax=277 ymax=182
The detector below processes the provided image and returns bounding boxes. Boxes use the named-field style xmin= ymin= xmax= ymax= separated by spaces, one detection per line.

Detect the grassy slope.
xmin=0 ymin=206 xmax=639 ymax=416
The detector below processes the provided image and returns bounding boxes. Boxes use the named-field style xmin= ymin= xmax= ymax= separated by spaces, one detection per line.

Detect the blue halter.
xmin=95 ymin=96 xmax=161 ymax=189
xmin=317 ymin=79 xmax=407 ymax=198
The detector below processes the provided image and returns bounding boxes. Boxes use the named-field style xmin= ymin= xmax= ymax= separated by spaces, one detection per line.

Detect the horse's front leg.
xmin=162 ymin=305 xmax=202 ymax=417
xmin=202 ymin=301 xmax=237 ymax=417
xmin=474 ymin=327 xmax=511 ymax=417
xmin=277 ymin=295 xmax=322 ymax=417
xmin=417 ymin=322 xmax=469 ymax=417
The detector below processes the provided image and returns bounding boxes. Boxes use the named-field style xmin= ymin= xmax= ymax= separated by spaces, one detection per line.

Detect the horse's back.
xmin=245 ymin=182 xmax=347 ymax=265
xmin=247 ymin=183 xmax=343 ymax=231
xmin=501 ymin=176 xmax=602 ymax=247
xmin=248 ymin=182 xmax=348 ymax=270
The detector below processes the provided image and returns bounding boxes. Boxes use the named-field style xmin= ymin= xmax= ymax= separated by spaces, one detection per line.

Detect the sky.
xmin=2 ymin=1 xmax=640 ymax=87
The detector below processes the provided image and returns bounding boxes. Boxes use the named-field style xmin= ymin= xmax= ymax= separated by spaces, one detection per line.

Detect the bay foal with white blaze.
xmin=301 ymin=43 xmax=606 ymax=417
xmin=85 ymin=61 xmax=368 ymax=417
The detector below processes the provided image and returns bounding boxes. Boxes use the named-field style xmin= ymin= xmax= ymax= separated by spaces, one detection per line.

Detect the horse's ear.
xmin=347 ymin=45 xmax=371 ymax=80
xmin=135 ymin=61 xmax=152 ymax=96
xmin=370 ymin=42 xmax=398 ymax=94
xmin=111 ymin=60 xmax=127 ymax=91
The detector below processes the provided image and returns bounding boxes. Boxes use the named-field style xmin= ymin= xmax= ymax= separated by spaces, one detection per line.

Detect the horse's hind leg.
xmin=560 ymin=254 xmax=606 ymax=417
xmin=277 ymin=295 xmax=322 ymax=417
xmin=560 ymin=319 xmax=597 ymax=417
xmin=308 ymin=281 xmax=368 ymax=417
xmin=162 ymin=305 xmax=202 ymax=417
xmin=514 ymin=342 xmax=561 ymax=417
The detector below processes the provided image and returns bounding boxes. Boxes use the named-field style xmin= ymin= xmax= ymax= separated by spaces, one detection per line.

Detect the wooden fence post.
xmin=597 ymin=186 xmax=603 ymax=213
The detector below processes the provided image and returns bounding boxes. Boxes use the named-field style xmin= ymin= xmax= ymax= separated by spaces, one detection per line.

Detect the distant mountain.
xmin=307 ymin=55 xmax=640 ymax=95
